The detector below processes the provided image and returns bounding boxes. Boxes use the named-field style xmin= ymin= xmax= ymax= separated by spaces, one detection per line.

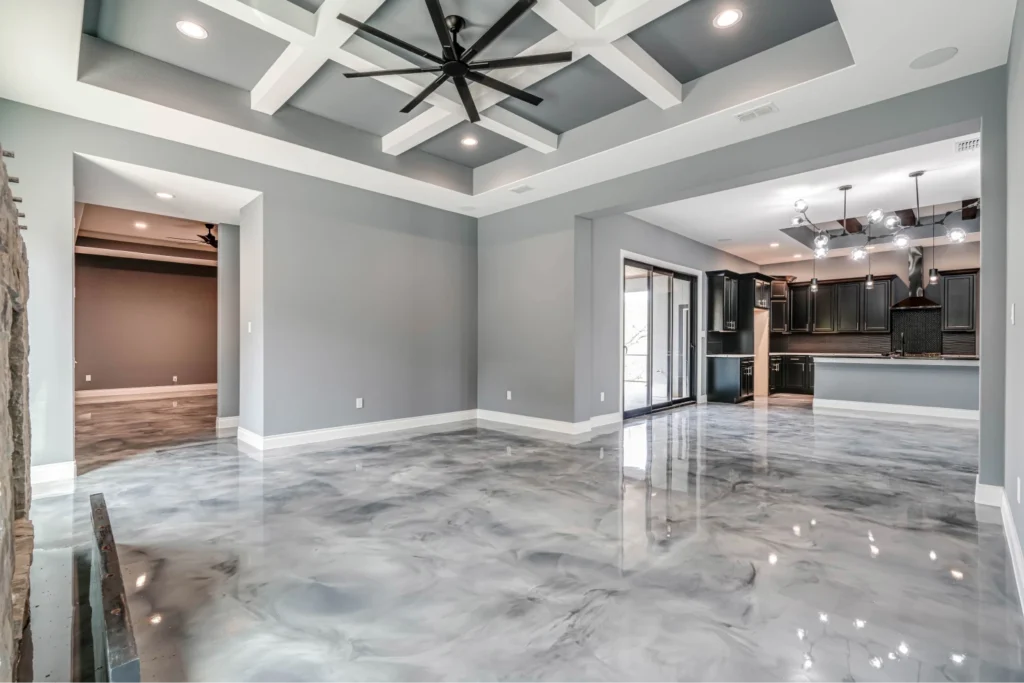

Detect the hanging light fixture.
xmin=865 ymin=273 xmax=874 ymax=290
xmin=884 ymin=215 xmax=901 ymax=230
xmin=893 ymin=232 xmax=911 ymax=248
xmin=866 ymin=208 xmax=885 ymax=224
xmin=814 ymin=233 xmax=829 ymax=248
xmin=851 ymin=247 xmax=868 ymax=261
xmin=929 ymin=203 xmax=939 ymax=284
xmin=814 ymin=246 xmax=828 ymax=259
xmin=794 ymin=198 xmax=809 ymax=213
xmin=947 ymin=226 xmax=967 ymax=243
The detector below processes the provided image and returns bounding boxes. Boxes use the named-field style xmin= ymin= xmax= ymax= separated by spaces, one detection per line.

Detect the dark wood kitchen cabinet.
xmin=709 ymin=272 xmax=739 ymax=332
xmin=781 ymin=355 xmax=813 ymax=394
xmin=789 ymin=284 xmax=812 ymax=333
xmin=835 ymin=282 xmax=862 ymax=333
xmin=770 ymin=280 xmax=789 ymax=300
xmin=812 ymin=284 xmax=836 ymax=333
xmin=770 ymin=299 xmax=788 ymax=333
xmin=753 ymin=279 xmax=771 ymax=309
xmin=941 ymin=269 xmax=977 ymax=332
xmin=707 ymin=356 xmax=754 ymax=403
xmin=769 ymin=356 xmax=782 ymax=393
xmin=862 ymin=277 xmax=893 ymax=333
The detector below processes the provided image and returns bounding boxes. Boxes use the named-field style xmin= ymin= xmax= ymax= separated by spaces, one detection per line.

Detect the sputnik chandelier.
xmin=790 ymin=171 xmax=975 ymax=263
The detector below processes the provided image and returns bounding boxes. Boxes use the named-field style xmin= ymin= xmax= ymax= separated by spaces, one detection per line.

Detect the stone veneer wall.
xmin=0 ymin=145 xmax=32 ymax=680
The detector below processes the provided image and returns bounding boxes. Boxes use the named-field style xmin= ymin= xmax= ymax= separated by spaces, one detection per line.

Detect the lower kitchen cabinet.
xmin=707 ymin=357 xmax=755 ymax=403
xmin=770 ymin=355 xmax=814 ymax=395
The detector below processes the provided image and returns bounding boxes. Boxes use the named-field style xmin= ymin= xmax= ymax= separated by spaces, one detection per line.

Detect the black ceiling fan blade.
xmin=400 ymin=73 xmax=450 ymax=113
xmin=345 ymin=66 xmax=444 ymax=78
xmin=469 ymin=51 xmax=573 ymax=70
xmin=336 ymin=12 xmax=444 ymax=64
xmin=465 ymin=71 xmax=542 ymax=106
xmin=453 ymin=76 xmax=480 ymax=122
xmin=425 ymin=0 xmax=456 ymax=59
xmin=462 ymin=0 xmax=537 ymax=62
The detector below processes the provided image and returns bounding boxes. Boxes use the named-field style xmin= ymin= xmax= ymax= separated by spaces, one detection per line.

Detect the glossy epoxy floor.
xmin=32 ymin=400 xmax=1024 ymax=681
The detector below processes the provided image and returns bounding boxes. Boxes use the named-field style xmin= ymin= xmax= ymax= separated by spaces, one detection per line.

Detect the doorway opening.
xmin=623 ymin=259 xmax=697 ymax=419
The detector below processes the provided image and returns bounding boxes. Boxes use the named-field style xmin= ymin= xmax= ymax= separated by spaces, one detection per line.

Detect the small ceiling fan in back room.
xmin=338 ymin=0 xmax=573 ymax=122
xmin=167 ymin=223 xmax=218 ymax=249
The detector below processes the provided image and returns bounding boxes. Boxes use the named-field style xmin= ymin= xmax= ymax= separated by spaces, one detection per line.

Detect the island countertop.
xmin=813 ymin=356 xmax=979 ymax=367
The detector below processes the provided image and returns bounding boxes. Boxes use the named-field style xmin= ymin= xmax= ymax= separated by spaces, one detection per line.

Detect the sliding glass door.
xmin=623 ymin=260 xmax=696 ymax=419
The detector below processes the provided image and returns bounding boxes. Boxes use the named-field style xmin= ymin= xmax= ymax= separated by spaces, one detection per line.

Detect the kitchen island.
xmin=812 ymin=356 xmax=979 ymax=419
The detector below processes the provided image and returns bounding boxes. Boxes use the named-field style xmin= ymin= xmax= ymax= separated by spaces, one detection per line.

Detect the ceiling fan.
xmin=167 ymin=223 xmax=218 ymax=249
xmin=338 ymin=0 xmax=573 ymax=123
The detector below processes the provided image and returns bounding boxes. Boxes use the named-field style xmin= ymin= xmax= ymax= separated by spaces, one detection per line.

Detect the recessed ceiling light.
xmin=712 ymin=8 xmax=743 ymax=28
xmin=176 ymin=20 xmax=208 ymax=40
xmin=910 ymin=46 xmax=958 ymax=70
xmin=460 ymin=136 xmax=478 ymax=147
xmin=793 ymin=254 xmax=801 ymax=259
xmin=155 ymin=192 xmax=174 ymax=199
xmin=134 ymin=221 xmax=148 ymax=229
xmin=769 ymin=243 xmax=779 ymax=248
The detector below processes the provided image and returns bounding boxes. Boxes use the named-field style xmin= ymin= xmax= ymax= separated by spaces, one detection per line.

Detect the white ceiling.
xmin=0 ymin=0 xmax=1017 ymax=216
xmin=78 ymin=203 xmax=216 ymax=252
xmin=629 ymin=135 xmax=982 ymax=265
xmin=74 ymin=154 xmax=261 ymax=225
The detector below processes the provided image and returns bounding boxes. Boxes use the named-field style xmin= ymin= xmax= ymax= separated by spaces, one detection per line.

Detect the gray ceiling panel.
xmin=496 ymin=56 xmax=644 ymax=134
xmin=630 ymin=0 xmax=838 ymax=85
xmin=285 ymin=0 xmax=325 ymax=12
xmin=289 ymin=61 xmax=431 ymax=136
xmin=88 ymin=0 xmax=289 ymax=92
xmin=363 ymin=0 xmax=555 ymax=66
xmin=416 ymin=122 xmax=525 ymax=168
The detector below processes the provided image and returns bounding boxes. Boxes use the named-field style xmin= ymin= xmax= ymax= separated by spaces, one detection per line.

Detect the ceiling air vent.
xmin=510 ymin=185 xmax=534 ymax=194
xmin=735 ymin=102 xmax=779 ymax=123
xmin=955 ymin=136 xmax=980 ymax=153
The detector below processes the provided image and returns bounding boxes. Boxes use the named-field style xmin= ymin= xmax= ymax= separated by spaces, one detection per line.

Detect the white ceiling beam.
xmin=594 ymin=0 xmax=691 ymax=39
xmin=249 ymin=0 xmax=386 ymax=115
xmin=477 ymin=108 xmax=558 ymax=152
xmin=196 ymin=0 xmax=315 ymax=44
xmin=382 ymin=107 xmax=460 ymax=155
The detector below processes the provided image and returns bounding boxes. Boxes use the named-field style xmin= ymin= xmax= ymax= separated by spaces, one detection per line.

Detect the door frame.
xmin=619 ymin=251 xmax=705 ymax=418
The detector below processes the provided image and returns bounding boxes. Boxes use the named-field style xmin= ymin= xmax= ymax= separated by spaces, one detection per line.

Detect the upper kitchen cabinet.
xmin=789 ymin=284 xmax=812 ymax=333
xmin=708 ymin=271 xmax=739 ymax=332
xmin=835 ymin=282 xmax=862 ymax=333
xmin=770 ymin=280 xmax=789 ymax=300
xmin=941 ymin=269 xmax=977 ymax=332
xmin=753 ymin=278 xmax=771 ymax=310
xmin=812 ymin=283 xmax=836 ymax=333
xmin=862 ymin=277 xmax=893 ymax=333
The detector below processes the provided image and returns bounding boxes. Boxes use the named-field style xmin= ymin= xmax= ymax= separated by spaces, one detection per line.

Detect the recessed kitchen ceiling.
xmin=629 ymin=135 xmax=982 ymax=266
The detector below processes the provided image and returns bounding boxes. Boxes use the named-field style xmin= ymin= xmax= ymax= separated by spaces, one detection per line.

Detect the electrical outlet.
xmin=172 ymin=375 xmax=178 ymax=383
xmin=85 ymin=374 xmax=91 ymax=382
xmin=1013 ymin=303 xmax=1016 ymax=326
xmin=172 ymin=401 xmax=178 ymax=408
xmin=506 ymin=390 xmax=512 ymax=401
xmin=1017 ymin=477 xmax=1020 ymax=505
xmin=506 ymin=446 xmax=512 ymax=456
xmin=356 ymin=397 xmax=363 ymax=409
xmin=600 ymin=391 xmax=605 ymax=402
xmin=248 ymin=321 xmax=252 ymax=333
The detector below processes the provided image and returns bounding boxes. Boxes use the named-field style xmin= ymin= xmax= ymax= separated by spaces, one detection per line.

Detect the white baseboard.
xmin=239 ymin=410 xmax=477 ymax=451
xmin=216 ymin=416 xmax=239 ymax=430
xmin=1001 ymin=490 xmax=1024 ymax=617
xmin=31 ymin=461 xmax=76 ymax=499
xmin=976 ymin=476 xmax=1003 ymax=507
xmin=476 ymin=409 xmax=591 ymax=435
xmin=587 ymin=412 xmax=623 ymax=430
xmin=76 ymin=383 xmax=217 ymax=404
xmin=812 ymin=398 xmax=979 ymax=421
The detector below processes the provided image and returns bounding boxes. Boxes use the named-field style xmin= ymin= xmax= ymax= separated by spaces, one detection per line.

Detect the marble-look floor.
xmin=75 ymin=395 xmax=218 ymax=474
xmin=32 ymin=400 xmax=1024 ymax=681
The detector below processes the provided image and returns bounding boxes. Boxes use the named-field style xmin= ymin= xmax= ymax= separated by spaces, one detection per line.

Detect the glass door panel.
xmin=672 ymin=275 xmax=694 ymax=400
xmin=623 ymin=263 xmax=651 ymax=413
xmin=651 ymin=272 xmax=671 ymax=406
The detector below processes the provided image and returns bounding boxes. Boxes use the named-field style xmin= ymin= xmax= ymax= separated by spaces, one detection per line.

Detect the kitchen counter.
xmin=812 ymin=356 xmax=979 ymax=419
xmin=769 ymin=352 xmax=883 ymax=358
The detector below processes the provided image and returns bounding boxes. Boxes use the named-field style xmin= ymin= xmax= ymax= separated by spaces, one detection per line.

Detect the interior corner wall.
xmin=217 ymin=223 xmax=240 ymax=419
xmin=590 ymin=214 xmax=758 ymax=417
xmin=1004 ymin=0 xmax=1024 ymax=526
xmin=239 ymin=199 xmax=264 ymax=436
xmin=1 ymin=98 xmax=477 ymax=458
xmin=573 ymin=217 xmax=593 ymax=424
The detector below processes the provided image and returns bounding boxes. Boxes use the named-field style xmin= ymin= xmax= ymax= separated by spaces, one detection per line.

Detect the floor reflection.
xmin=30 ymin=400 xmax=1024 ymax=681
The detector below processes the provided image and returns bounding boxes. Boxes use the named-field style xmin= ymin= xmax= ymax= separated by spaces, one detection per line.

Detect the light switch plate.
xmin=1012 ymin=303 xmax=1016 ymax=325
xmin=356 ymin=397 xmax=363 ymax=409
xmin=248 ymin=321 xmax=252 ymax=333
xmin=600 ymin=391 xmax=605 ymax=402
xmin=506 ymin=390 xmax=512 ymax=401
xmin=85 ymin=374 xmax=91 ymax=382
xmin=1017 ymin=477 xmax=1020 ymax=505
xmin=172 ymin=376 xmax=177 ymax=383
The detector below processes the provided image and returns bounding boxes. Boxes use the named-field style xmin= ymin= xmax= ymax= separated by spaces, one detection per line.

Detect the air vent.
xmin=955 ymin=136 xmax=980 ymax=153
xmin=735 ymin=102 xmax=779 ymax=123
xmin=510 ymin=185 xmax=534 ymax=194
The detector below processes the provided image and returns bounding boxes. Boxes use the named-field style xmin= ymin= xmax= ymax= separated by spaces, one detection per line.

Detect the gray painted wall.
xmin=1 ymin=98 xmax=476 ymax=466
xmin=1005 ymin=0 xmax=1024 ymax=530
xmin=239 ymin=198 xmax=264 ymax=435
xmin=74 ymin=255 xmax=217 ymax=390
xmin=590 ymin=215 xmax=757 ymax=418
xmin=814 ymin=361 xmax=979 ymax=410
xmin=217 ymin=223 xmax=240 ymax=419
xmin=477 ymin=67 xmax=1007 ymax=485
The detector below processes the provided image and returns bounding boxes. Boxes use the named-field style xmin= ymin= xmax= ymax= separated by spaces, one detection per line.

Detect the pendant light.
xmin=928 ymin=203 xmax=939 ymax=284
xmin=810 ymin=244 xmax=819 ymax=292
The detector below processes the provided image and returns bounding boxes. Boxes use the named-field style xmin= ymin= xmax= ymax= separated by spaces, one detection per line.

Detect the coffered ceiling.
xmin=1 ymin=0 xmax=1017 ymax=216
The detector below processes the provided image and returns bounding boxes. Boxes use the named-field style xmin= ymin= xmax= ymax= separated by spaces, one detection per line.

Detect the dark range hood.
xmin=892 ymin=246 xmax=940 ymax=309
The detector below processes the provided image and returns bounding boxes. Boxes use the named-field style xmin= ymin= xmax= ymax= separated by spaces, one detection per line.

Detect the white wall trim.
xmin=240 ymin=410 xmax=477 ymax=450
xmin=216 ymin=416 xmax=240 ymax=430
xmin=1001 ymin=490 xmax=1024 ymax=617
xmin=587 ymin=412 xmax=623 ymax=429
xmin=976 ymin=475 xmax=1003 ymax=507
xmin=812 ymin=398 xmax=979 ymax=421
xmin=477 ymin=409 xmax=592 ymax=435
xmin=75 ymin=383 xmax=217 ymax=404
xmin=618 ymin=251 xmax=705 ymax=417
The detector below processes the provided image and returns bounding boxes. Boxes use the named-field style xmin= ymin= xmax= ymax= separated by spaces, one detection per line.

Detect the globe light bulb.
xmin=867 ymin=209 xmax=884 ymax=224
xmin=947 ymin=226 xmax=967 ymax=243
xmin=893 ymin=233 xmax=911 ymax=248
xmin=810 ymin=278 xmax=818 ymax=292
xmin=794 ymin=199 xmax=809 ymax=213
xmin=865 ymin=274 xmax=874 ymax=290
xmin=813 ymin=233 xmax=829 ymax=248
xmin=884 ymin=215 xmax=901 ymax=230
xmin=814 ymin=246 xmax=828 ymax=259
xmin=792 ymin=215 xmax=805 ymax=227
xmin=851 ymin=247 xmax=867 ymax=261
